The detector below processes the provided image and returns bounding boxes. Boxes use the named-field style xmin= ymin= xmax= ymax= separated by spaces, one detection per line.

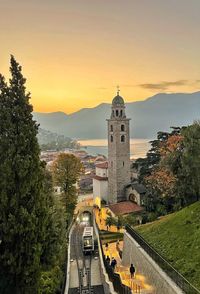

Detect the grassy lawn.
xmin=135 ymin=201 xmax=200 ymax=290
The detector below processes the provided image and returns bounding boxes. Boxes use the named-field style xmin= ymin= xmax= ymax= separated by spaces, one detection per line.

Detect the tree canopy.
xmin=52 ymin=153 xmax=84 ymax=223
xmin=135 ymin=124 xmax=200 ymax=215
xmin=0 ymin=56 xmax=66 ymax=294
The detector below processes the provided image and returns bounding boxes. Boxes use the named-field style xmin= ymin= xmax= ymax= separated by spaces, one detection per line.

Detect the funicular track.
xmin=72 ymin=224 xmax=93 ymax=294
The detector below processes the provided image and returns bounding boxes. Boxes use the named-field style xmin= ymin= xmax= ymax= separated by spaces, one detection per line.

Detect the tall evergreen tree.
xmin=0 ymin=56 xmax=49 ymax=293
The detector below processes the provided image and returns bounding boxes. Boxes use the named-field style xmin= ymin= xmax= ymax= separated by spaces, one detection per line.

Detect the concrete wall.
xmin=93 ymin=178 xmax=108 ymax=202
xmin=122 ymin=232 xmax=184 ymax=294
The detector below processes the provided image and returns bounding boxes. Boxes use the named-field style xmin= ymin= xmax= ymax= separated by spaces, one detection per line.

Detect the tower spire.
xmin=117 ymin=85 xmax=120 ymax=96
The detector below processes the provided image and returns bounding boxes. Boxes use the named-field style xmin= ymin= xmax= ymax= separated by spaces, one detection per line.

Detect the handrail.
xmin=63 ymin=217 xmax=76 ymax=294
xmin=126 ymin=225 xmax=200 ymax=294
xmin=96 ymin=220 xmax=131 ymax=294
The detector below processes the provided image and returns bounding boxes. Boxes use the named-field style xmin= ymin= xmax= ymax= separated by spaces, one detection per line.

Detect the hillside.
xmin=37 ymin=128 xmax=79 ymax=151
xmin=33 ymin=91 xmax=200 ymax=139
xmin=136 ymin=202 xmax=200 ymax=290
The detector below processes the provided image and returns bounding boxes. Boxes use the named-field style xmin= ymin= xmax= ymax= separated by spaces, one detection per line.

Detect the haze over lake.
xmin=78 ymin=138 xmax=151 ymax=159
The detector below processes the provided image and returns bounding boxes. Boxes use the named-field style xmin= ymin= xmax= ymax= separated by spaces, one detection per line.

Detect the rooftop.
xmin=93 ymin=175 xmax=108 ymax=181
xmin=109 ymin=201 xmax=144 ymax=216
xmin=131 ymin=183 xmax=146 ymax=194
xmin=112 ymin=94 xmax=125 ymax=106
xmin=95 ymin=161 xmax=108 ymax=169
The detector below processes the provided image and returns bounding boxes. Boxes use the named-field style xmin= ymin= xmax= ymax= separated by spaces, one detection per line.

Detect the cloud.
xmin=97 ymin=87 xmax=108 ymax=90
xmin=139 ymin=80 xmax=189 ymax=91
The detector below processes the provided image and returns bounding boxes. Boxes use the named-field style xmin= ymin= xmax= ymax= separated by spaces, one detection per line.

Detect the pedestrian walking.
xmin=111 ymin=257 xmax=117 ymax=271
xmin=106 ymin=255 xmax=110 ymax=264
xmin=130 ymin=263 xmax=135 ymax=278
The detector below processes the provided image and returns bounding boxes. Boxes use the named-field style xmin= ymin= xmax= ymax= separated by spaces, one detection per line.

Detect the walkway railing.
xmin=126 ymin=225 xmax=200 ymax=294
xmin=62 ymin=217 xmax=76 ymax=294
xmin=99 ymin=235 xmax=132 ymax=294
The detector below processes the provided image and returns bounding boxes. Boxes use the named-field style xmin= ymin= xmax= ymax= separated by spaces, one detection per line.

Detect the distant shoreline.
xmin=78 ymin=138 xmax=151 ymax=159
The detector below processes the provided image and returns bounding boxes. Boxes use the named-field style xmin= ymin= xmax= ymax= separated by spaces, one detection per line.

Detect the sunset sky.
xmin=1 ymin=0 xmax=200 ymax=113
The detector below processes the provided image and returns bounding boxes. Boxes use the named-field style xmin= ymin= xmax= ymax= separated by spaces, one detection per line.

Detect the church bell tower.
xmin=107 ymin=89 xmax=131 ymax=204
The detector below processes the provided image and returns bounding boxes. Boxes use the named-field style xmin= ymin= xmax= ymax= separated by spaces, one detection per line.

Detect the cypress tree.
xmin=0 ymin=56 xmax=48 ymax=293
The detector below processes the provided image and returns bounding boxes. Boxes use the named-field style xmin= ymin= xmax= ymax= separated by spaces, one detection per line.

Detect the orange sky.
xmin=1 ymin=0 xmax=200 ymax=113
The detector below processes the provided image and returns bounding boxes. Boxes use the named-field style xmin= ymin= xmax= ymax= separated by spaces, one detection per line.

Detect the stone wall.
xmin=107 ymin=117 xmax=131 ymax=203
xmin=122 ymin=232 xmax=184 ymax=294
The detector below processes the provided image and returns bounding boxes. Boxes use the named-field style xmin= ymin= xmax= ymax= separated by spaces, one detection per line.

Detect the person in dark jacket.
xmin=106 ymin=255 xmax=110 ymax=264
xmin=130 ymin=263 xmax=135 ymax=278
xmin=111 ymin=257 xmax=117 ymax=271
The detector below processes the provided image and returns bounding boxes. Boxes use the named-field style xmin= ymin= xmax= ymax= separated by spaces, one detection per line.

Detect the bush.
xmin=147 ymin=212 xmax=158 ymax=222
xmin=38 ymin=266 xmax=63 ymax=294
xmin=156 ymin=204 xmax=167 ymax=216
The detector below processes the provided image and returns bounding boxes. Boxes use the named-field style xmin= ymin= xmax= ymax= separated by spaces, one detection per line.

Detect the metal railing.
xmin=61 ymin=217 xmax=76 ymax=294
xmin=126 ymin=225 xmax=200 ymax=294
xmin=99 ymin=238 xmax=132 ymax=294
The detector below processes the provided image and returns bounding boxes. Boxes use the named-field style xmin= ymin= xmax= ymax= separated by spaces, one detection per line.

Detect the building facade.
xmin=93 ymin=162 xmax=108 ymax=206
xmin=107 ymin=92 xmax=131 ymax=203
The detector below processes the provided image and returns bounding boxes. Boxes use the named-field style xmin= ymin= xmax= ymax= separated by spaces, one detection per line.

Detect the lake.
xmin=78 ymin=138 xmax=151 ymax=159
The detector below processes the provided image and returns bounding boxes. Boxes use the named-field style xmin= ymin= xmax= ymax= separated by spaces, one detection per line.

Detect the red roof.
xmin=109 ymin=201 xmax=143 ymax=216
xmin=93 ymin=175 xmax=108 ymax=181
xmin=95 ymin=162 xmax=108 ymax=169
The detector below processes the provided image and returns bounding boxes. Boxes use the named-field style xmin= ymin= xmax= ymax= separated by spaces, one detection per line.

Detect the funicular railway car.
xmin=82 ymin=226 xmax=94 ymax=254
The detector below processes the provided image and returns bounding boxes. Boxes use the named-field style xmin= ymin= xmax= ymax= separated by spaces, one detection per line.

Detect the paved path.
xmin=102 ymin=241 xmax=154 ymax=293
xmin=94 ymin=207 xmax=124 ymax=233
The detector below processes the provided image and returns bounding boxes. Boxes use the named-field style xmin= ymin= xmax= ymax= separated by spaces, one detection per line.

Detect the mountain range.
xmin=33 ymin=92 xmax=200 ymax=140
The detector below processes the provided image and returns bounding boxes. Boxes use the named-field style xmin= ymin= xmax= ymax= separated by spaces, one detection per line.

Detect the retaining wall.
xmin=122 ymin=231 xmax=184 ymax=294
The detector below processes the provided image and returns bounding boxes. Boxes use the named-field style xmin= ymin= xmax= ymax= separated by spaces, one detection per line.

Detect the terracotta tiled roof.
xmin=95 ymin=161 xmax=108 ymax=169
xmin=109 ymin=201 xmax=143 ymax=216
xmin=93 ymin=175 xmax=108 ymax=181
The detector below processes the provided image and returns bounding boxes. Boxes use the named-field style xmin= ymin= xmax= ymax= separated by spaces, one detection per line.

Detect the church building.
xmin=107 ymin=90 xmax=131 ymax=204
xmin=93 ymin=90 xmax=146 ymax=213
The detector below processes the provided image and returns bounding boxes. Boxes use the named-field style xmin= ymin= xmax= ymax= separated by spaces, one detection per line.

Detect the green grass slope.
xmin=136 ymin=201 xmax=200 ymax=290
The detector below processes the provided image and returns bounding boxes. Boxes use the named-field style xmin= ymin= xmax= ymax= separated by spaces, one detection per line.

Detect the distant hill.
xmin=136 ymin=201 xmax=200 ymax=290
xmin=37 ymin=128 xmax=79 ymax=151
xmin=33 ymin=92 xmax=200 ymax=139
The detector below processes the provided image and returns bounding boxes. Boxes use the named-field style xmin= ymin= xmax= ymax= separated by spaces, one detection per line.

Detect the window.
xmin=111 ymin=135 xmax=113 ymax=142
xmin=120 ymin=110 xmax=123 ymax=117
xmin=110 ymin=125 xmax=113 ymax=132
xmin=121 ymin=124 xmax=125 ymax=131
xmin=123 ymin=161 xmax=124 ymax=167
xmin=116 ymin=110 xmax=119 ymax=116
xmin=121 ymin=135 xmax=125 ymax=142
